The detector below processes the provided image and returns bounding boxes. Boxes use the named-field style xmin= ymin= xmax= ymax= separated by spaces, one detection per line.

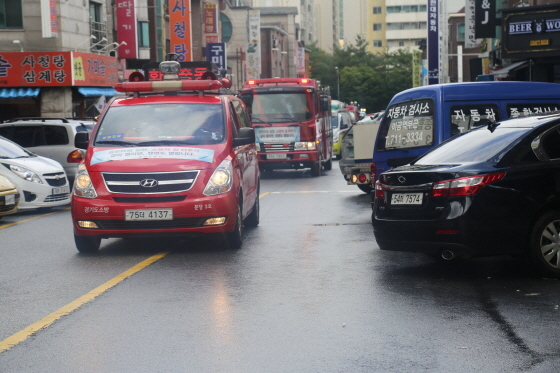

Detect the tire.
xmin=528 ymin=211 xmax=560 ymax=277
xmin=225 ymin=201 xmax=243 ymax=249
xmin=74 ymin=234 xmax=101 ymax=253
xmin=244 ymin=183 xmax=260 ymax=227
xmin=323 ymin=157 xmax=332 ymax=171
xmin=357 ymin=184 xmax=373 ymax=194
xmin=310 ymin=161 xmax=322 ymax=177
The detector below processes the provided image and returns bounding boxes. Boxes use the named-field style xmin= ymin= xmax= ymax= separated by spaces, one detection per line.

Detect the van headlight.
xmin=9 ymin=164 xmax=43 ymax=184
xmin=294 ymin=141 xmax=316 ymax=151
xmin=203 ymin=159 xmax=233 ymax=196
xmin=73 ymin=163 xmax=98 ymax=199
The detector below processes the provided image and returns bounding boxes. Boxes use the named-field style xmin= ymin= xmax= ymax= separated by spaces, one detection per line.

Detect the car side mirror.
xmin=320 ymin=97 xmax=329 ymax=111
xmin=340 ymin=122 xmax=349 ymax=129
xmin=75 ymin=131 xmax=89 ymax=150
xmin=234 ymin=127 xmax=256 ymax=147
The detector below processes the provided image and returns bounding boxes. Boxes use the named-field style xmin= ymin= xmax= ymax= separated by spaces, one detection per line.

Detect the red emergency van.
xmin=240 ymin=78 xmax=332 ymax=176
xmin=71 ymin=60 xmax=260 ymax=253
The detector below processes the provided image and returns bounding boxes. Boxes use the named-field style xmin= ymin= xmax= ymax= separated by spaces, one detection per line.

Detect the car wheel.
xmin=323 ymin=157 xmax=332 ymax=171
xmin=311 ymin=161 xmax=322 ymax=177
xmin=357 ymin=184 xmax=373 ymax=194
xmin=528 ymin=211 xmax=560 ymax=277
xmin=225 ymin=200 xmax=243 ymax=249
xmin=244 ymin=186 xmax=260 ymax=227
xmin=74 ymin=234 xmax=101 ymax=253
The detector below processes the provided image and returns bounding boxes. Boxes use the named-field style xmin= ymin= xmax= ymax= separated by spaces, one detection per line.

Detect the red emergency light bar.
xmin=115 ymin=79 xmax=228 ymax=93
xmin=244 ymin=78 xmax=314 ymax=87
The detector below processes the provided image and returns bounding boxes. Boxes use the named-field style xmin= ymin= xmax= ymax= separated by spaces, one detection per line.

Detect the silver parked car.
xmin=0 ymin=117 xmax=95 ymax=184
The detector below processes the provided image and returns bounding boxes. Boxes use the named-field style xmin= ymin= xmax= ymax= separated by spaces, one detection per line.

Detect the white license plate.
xmin=52 ymin=185 xmax=69 ymax=195
xmin=267 ymin=154 xmax=287 ymax=159
xmin=391 ymin=193 xmax=423 ymax=205
xmin=125 ymin=209 xmax=173 ymax=221
xmin=5 ymin=194 xmax=15 ymax=205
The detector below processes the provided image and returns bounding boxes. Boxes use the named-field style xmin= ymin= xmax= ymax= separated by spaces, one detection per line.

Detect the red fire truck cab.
xmin=240 ymin=78 xmax=333 ymax=176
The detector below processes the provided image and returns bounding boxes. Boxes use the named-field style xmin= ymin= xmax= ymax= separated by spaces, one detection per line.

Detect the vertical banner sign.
xmin=246 ymin=10 xmax=261 ymax=80
xmin=204 ymin=4 xmax=220 ymax=44
xmin=475 ymin=0 xmax=496 ymax=39
xmin=41 ymin=0 xmax=58 ymax=38
xmin=116 ymin=0 xmax=138 ymax=59
xmin=427 ymin=0 xmax=439 ymax=85
xmin=296 ymin=47 xmax=305 ymax=74
xmin=170 ymin=0 xmax=193 ymax=62
xmin=465 ymin=0 xmax=481 ymax=49
xmin=206 ymin=43 xmax=226 ymax=71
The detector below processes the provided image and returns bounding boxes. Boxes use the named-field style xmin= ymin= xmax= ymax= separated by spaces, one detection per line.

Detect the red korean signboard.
xmin=0 ymin=52 xmax=119 ymax=87
xmin=169 ymin=0 xmax=193 ymax=61
xmin=115 ymin=0 xmax=138 ymax=59
xmin=142 ymin=61 xmax=214 ymax=81
xmin=204 ymin=4 xmax=217 ymax=34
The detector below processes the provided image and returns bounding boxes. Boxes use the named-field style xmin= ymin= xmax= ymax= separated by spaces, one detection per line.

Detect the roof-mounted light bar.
xmin=115 ymin=80 xmax=224 ymax=93
xmin=243 ymin=78 xmax=313 ymax=87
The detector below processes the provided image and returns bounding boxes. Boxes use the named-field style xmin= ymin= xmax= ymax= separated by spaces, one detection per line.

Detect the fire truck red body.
xmin=240 ymin=78 xmax=333 ymax=176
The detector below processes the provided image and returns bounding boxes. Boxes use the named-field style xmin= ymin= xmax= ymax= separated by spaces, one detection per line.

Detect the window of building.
xmin=89 ymin=2 xmax=105 ymax=47
xmin=373 ymin=7 xmax=382 ymax=14
xmin=419 ymin=22 xmax=427 ymax=29
xmin=220 ymin=12 xmax=232 ymax=43
xmin=457 ymin=22 xmax=465 ymax=42
xmin=399 ymin=41 xmax=405 ymax=47
xmin=0 ymin=0 xmax=23 ymax=29
xmin=419 ymin=5 xmax=427 ymax=11
xmin=373 ymin=23 xmax=382 ymax=31
xmin=374 ymin=40 xmax=382 ymax=47
xmin=138 ymin=21 xmax=150 ymax=47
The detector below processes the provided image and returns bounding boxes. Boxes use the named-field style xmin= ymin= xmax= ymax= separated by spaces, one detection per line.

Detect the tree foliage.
xmin=309 ymin=36 xmax=415 ymax=113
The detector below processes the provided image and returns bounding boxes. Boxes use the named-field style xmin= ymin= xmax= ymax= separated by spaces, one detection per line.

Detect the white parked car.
xmin=0 ymin=117 xmax=95 ymax=184
xmin=0 ymin=136 xmax=70 ymax=210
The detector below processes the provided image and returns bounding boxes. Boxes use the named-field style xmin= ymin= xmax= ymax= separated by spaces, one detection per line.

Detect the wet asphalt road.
xmin=1 ymin=161 xmax=560 ymax=372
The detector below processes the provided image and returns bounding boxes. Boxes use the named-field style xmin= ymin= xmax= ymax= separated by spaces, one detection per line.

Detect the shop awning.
xmin=77 ymin=87 xmax=117 ymax=97
xmin=0 ymin=88 xmax=41 ymax=99
xmin=490 ymin=61 xmax=528 ymax=79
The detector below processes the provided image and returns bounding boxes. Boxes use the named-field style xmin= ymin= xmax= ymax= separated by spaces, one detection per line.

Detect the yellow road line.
xmin=0 ymin=207 xmax=71 ymax=230
xmin=259 ymin=192 xmax=270 ymax=198
xmin=0 ymin=251 xmax=170 ymax=353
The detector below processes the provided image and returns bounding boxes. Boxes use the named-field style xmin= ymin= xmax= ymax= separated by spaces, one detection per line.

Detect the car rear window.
xmin=449 ymin=104 xmax=500 ymax=137
xmin=415 ymin=126 xmax=531 ymax=164
xmin=377 ymin=98 xmax=434 ymax=151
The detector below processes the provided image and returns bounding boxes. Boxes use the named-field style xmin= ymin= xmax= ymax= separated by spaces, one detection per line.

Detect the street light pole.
xmin=335 ymin=66 xmax=340 ymax=100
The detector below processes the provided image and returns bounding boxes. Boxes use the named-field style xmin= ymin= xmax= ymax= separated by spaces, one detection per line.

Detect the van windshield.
xmin=250 ymin=92 xmax=312 ymax=123
xmin=377 ymin=98 xmax=434 ymax=151
xmin=94 ymin=103 xmax=224 ymax=146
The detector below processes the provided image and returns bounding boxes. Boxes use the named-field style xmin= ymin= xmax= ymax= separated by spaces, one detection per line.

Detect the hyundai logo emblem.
xmin=398 ymin=176 xmax=406 ymax=184
xmin=140 ymin=179 xmax=159 ymax=187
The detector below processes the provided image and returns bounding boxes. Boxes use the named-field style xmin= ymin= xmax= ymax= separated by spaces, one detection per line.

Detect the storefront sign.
xmin=204 ymin=4 xmax=217 ymax=34
xmin=41 ymin=0 xmax=58 ymax=38
xmin=206 ymin=43 xmax=226 ymax=71
xmin=169 ymin=0 xmax=193 ymax=62
xmin=143 ymin=61 xmax=215 ymax=81
xmin=116 ymin=0 xmax=138 ymax=59
xmin=465 ymin=0 xmax=481 ymax=49
xmin=503 ymin=7 xmax=560 ymax=58
xmin=475 ymin=0 xmax=495 ymax=39
xmin=0 ymin=52 xmax=118 ymax=87
xmin=246 ymin=10 xmax=261 ymax=80
xmin=427 ymin=0 xmax=438 ymax=85
xmin=296 ymin=47 xmax=305 ymax=74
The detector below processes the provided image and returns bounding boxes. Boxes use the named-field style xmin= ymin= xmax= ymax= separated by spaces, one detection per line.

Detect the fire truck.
xmin=240 ymin=78 xmax=332 ymax=176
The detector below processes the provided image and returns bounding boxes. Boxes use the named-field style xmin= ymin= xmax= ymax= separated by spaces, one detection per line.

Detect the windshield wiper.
xmin=95 ymin=140 xmax=136 ymax=146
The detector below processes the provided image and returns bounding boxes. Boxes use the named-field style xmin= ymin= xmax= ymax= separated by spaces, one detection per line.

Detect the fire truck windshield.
xmin=250 ymin=92 xmax=312 ymax=123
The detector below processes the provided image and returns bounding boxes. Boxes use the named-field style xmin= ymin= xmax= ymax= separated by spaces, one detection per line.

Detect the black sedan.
xmin=372 ymin=113 xmax=560 ymax=277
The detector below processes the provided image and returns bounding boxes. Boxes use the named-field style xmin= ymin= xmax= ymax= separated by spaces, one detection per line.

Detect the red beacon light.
xmin=115 ymin=61 xmax=231 ymax=93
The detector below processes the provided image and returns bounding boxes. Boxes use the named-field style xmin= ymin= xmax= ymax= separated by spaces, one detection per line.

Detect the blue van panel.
xmin=372 ymin=81 xmax=560 ymax=181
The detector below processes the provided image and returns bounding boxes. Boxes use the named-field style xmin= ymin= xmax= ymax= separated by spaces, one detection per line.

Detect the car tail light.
xmin=67 ymin=149 xmax=85 ymax=163
xmin=375 ymin=180 xmax=387 ymax=198
xmin=370 ymin=163 xmax=376 ymax=182
xmin=358 ymin=173 xmax=368 ymax=183
xmin=431 ymin=172 xmax=506 ymax=197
